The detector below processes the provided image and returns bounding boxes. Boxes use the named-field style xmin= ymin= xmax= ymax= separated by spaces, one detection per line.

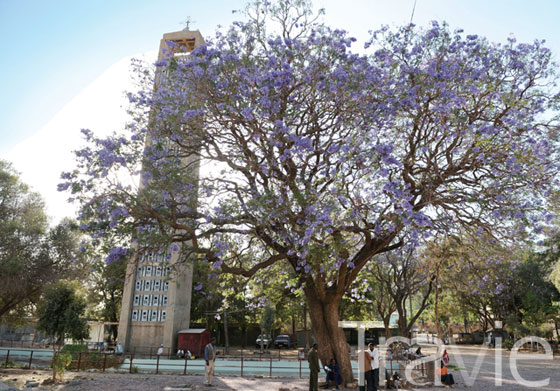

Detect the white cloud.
xmin=5 ymin=52 xmax=156 ymax=225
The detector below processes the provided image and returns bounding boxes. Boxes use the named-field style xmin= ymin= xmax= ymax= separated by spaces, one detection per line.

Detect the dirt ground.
xmin=0 ymin=368 xmax=312 ymax=391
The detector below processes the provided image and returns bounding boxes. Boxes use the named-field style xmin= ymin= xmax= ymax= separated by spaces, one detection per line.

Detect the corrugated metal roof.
xmin=178 ymin=329 xmax=207 ymax=334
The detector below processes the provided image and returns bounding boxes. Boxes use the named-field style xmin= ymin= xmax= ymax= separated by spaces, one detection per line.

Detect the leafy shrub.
xmin=503 ymin=339 xmax=514 ymax=350
xmin=61 ymin=344 xmax=88 ymax=354
xmin=53 ymin=352 xmax=72 ymax=381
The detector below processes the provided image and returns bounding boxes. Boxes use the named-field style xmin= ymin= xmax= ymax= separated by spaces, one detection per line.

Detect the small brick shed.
xmin=177 ymin=329 xmax=211 ymax=356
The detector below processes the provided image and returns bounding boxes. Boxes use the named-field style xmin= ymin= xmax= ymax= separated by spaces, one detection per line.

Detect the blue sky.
xmin=1 ymin=0 xmax=559 ymax=154
xmin=0 ymin=0 xmax=247 ymax=155
xmin=1 ymin=0 xmax=559 ymax=222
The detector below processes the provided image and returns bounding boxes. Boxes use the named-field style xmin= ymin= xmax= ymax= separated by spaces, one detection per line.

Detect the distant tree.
xmin=430 ymin=234 xmax=521 ymax=332
xmin=342 ymin=265 xmax=397 ymax=340
xmin=260 ymin=305 xmax=275 ymax=352
xmin=36 ymin=281 xmax=90 ymax=347
xmin=510 ymin=238 xmax=560 ymax=339
xmin=0 ymin=160 xmax=88 ymax=319
xmin=87 ymin=256 xmax=126 ymax=342
xmin=36 ymin=281 xmax=89 ymax=381
xmin=60 ymin=0 xmax=560 ymax=380
xmin=372 ymin=247 xmax=433 ymax=338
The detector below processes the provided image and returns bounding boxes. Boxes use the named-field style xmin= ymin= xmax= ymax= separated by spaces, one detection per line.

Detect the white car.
xmin=255 ymin=334 xmax=272 ymax=349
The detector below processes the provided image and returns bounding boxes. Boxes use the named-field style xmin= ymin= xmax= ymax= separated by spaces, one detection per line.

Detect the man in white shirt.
xmin=156 ymin=344 xmax=164 ymax=357
xmin=367 ymin=343 xmax=379 ymax=391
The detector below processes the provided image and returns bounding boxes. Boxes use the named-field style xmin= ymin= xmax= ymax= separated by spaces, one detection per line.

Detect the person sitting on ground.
xmin=436 ymin=361 xmax=455 ymax=388
xmin=176 ymin=348 xmax=184 ymax=358
xmin=186 ymin=349 xmax=193 ymax=359
xmin=392 ymin=371 xmax=402 ymax=389
xmin=323 ymin=358 xmax=342 ymax=389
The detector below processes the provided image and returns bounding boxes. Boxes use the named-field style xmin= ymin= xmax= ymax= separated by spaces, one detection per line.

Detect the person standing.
xmin=367 ymin=343 xmax=379 ymax=391
xmin=442 ymin=349 xmax=450 ymax=365
xmin=308 ymin=343 xmax=320 ymax=391
xmin=205 ymin=337 xmax=217 ymax=386
xmin=156 ymin=344 xmax=164 ymax=357
xmin=362 ymin=345 xmax=372 ymax=391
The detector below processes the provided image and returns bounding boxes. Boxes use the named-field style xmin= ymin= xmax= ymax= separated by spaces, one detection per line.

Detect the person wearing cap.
xmin=308 ymin=343 xmax=320 ymax=391
xmin=204 ymin=337 xmax=217 ymax=386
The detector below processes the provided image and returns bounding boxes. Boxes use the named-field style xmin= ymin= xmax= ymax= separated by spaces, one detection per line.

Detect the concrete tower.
xmin=118 ymin=30 xmax=205 ymax=354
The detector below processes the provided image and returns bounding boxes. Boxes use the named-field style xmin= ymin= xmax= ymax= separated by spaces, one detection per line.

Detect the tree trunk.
xmin=396 ymin=305 xmax=409 ymax=339
xmin=52 ymin=346 xmax=57 ymax=381
xmin=434 ymin=278 xmax=443 ymax=339
xmin=224 ymin=310 xmax=229 ymax=355
xmin=303 ymin=305 xmax=309 ymax=349
xmin=383 ymin=316 xmax=392 ymax=340
xmin=260 ymin=326 xmax=264 ymax=353
xmin=304 ymin=286 xmax=353 ymax=385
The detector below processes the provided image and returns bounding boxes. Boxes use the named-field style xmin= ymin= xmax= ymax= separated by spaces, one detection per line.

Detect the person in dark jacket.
xmin=323 ymin=358 xmax=342 ymax=389
xmin=308 ymin=343 xmax=320 ymax=391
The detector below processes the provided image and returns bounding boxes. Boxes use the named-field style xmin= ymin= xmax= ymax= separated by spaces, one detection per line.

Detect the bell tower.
xmin=118 ymin=29 xmax=205 ymax=354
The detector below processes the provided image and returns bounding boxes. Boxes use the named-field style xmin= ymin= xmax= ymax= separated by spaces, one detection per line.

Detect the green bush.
xmin=53 ymin=352 xmax=73 ymax=381
xmin=61 ymin=344 xmax=88 ymax=354
xmin=503 ymin=339 xmax=514 ymax=350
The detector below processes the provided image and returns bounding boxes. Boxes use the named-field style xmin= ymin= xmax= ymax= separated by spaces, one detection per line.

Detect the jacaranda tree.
xmin=60 ymin=0 xmax=560 ymax=381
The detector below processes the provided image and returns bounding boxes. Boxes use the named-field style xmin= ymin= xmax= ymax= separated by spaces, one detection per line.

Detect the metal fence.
xmin=0 ymin=339 xmax=51 ymax=349
xmin=0 ymin=348 xmax=314 ymax=377
xmin=1 ymin=347 xmax=430 ymax=381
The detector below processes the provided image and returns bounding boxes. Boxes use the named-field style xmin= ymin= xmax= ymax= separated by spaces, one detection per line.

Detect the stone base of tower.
xmin=117 ymin=255 xmax=194 ymax=355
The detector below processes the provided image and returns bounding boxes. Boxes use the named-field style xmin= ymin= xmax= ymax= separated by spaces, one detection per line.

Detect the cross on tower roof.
xmin=181 ymin=16 xmax=195 ymax=31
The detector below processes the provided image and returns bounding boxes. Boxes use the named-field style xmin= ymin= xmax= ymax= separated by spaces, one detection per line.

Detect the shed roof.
xmin=178 ymin=329 xmax=207 ymax=334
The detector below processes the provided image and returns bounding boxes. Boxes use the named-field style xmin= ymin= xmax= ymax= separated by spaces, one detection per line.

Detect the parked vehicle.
xmin=274 ymin=334 xmax=292 ymax=348
xmin=255 ymin=334 xmax=272 ymax=349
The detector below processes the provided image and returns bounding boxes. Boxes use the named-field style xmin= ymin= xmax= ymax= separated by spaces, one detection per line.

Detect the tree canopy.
xmin=0 ymin=160 xmax=88 ymax=319
xmin=36 ymin=281 xmax=90 ymax=346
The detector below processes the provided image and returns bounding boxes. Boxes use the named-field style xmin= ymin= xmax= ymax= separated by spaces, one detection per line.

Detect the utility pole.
xmin=224 ymin=309 xmax=229 ymax=354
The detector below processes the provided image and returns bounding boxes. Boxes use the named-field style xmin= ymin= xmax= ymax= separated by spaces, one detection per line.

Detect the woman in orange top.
xmin=436 ymin=361 xmax=455 ymax=388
